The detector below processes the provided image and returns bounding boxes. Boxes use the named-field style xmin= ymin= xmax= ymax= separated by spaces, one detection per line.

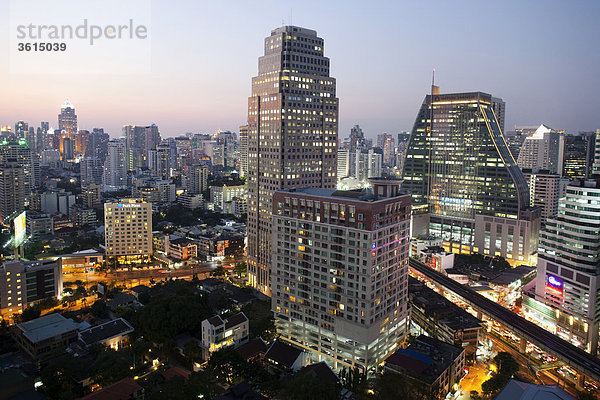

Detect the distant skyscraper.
xmin=61 ymin=137 xmax=74 ymax=161
xmin=402 ymin=90 xmax=538 ymax=264
xmin=85 ymin=128 xmax=109 ymax=163
xmin=14 ymin=121 xmax=28 ymax=140
xmin=239 ymin=125 xmax=249 ymax=177
xmin=377 ymin=133 xmax=395 ymax=167
xmin=271 ymin=180 xmax=411 ymax=371
xmin=522 ymin=168 xmax=568 ymax=224
xmin=148 ymin=143 xmax=172 ymax=179
xmin=80 ymin=157 xmax=104 ymax=188
xmin=58 ymin=100 xmax=77 ymax=136
xmin=337 ymin=148 xmax=350 ymax=179
xmin=517 ymin=124 xmax=564 ymax=174
xmin=123 ymin=124 xmax=161 ymax=170
xmin=103 ymin=139 xmax=127 ymax=191
xmin=491 ymin=96 xmax=506 ymax=133
xmin=350 ymin=125 xmax=366 ymax=153
xmin=247 ymin=26 xmax=338 ymax=294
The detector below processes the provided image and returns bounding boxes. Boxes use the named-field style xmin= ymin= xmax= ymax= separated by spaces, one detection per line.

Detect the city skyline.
xmin=1 ymin=1 xmax=599 ymax=138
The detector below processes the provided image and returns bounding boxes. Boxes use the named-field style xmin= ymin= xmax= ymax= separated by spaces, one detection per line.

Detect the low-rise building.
xmin=264 ymin=339 xmax=309 ymax=373
xmin=167 ymin=236 xmax=197 ymax=261
xmin=200 ymin=312 xmax=249 ymax=360
xmin=80 ymin=377 xmax=144 ymax=400
xmin=78 ymin=318 xmax=134 ymax=350
xmin=71 ymin=204 xmax=97 ymax=228
xmin=384 ymin=335 xmax=466 ymax=400
xmin=11 ymin=313 xmax=89 ymax=362
xmin=210 ymin=184 xmax=247 ymax=211
xmin=408 ymin=277 xmax=483 ymax=357
xmin=26 ymin=211 xmax=54 ymax=240
xmin=0 ymin=259 xmax=62 ymax=317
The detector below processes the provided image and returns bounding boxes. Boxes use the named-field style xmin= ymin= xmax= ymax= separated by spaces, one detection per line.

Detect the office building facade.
xmin=517 ymin=124 xmax=564 ymax=174
xmin=402 ymin=91 xmax=538 ymax=263
xmin=103 ymin=139 xmax=127 ymax=191
xmin=247 ymin=26 xmax=338 ymax=294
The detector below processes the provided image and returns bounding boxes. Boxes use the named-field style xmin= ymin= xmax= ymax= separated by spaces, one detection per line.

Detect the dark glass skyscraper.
xmin=247 ymin=26 xmax=338 ymax=294
xmin=402 ymin=91 xmax=536 ymax=261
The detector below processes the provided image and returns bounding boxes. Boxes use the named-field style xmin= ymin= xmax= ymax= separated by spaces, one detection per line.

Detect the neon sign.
xmin=546 ymin=274 xmax=563 ymax=296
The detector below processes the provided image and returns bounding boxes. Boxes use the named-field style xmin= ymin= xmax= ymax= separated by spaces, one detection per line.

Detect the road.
xmin=409 ymin=258 xmax=600 ymax=382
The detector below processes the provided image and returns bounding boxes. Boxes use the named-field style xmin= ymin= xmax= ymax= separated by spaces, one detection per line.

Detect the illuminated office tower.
xmin=15 ymin=121 xmax=28 ymax=140
xmin=103 ymin=139 xmax=127 ymax=191
xmin=402 ymin=90 xmax=538 ymax=264
xmin=271 ymin=180 xmax=410 ymax=371
xmin=239 ymin=125 xmax=249 ymax=177
xmin=247 ymin=26 xmax=338 ymax=294
xmin=525 ymin=179 xmax=600 ymax=354
xmin=517 ymin=124 xmax=564 ymax=174
xmin=562 ymin=133 xmax=595 ymax=179
xmin=104 ymin=199 xmax=152 ymax=262
xmin=58 ymin=100 xmax=77 ymax=136
xmin=377 ymin=133 xmax=395 ymax=167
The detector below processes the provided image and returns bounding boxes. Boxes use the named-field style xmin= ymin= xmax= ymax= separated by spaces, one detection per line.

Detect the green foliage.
xmin=89 ymin=299 xmax=109 ymax=318
xmin=90 ymin=347 xmax=134 ymax=386
xmin=18 ymin=306 xmax=41 ymax=322
xmin=370 ymin=372 xmax=438 ymax=400
xmin=340 ymin=367 xmax=368 ymax=397
xmin=210 ymin=266 xmax=226 ymax=277
xmin=233 ymin=262 xmax=247 ymax=278
xmin=206 ymin=347 xmax=249 ymax=384
xmin=491 ymin=255 xmax=511 ymax=271
xmin=133 ymin=281 xmax=212 ymax=342
xmin=40 ymin=356 xmax=86 ymax=400
xmin=279 ymin=370 xmax=339 ymax=400
xmin=481 ymin=352 xmax=519 ymax=395
xmin=24 ymin=240 xmax=45 ymax=259
xmin=241 ymin=300 xmax=275 ymax=342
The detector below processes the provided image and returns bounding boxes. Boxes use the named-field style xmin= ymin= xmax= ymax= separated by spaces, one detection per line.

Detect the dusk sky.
xmin=1 ymin=0 xmax=599 ymax=139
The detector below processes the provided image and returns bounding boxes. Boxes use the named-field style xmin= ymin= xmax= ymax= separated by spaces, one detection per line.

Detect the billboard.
xmin=14 ymin=211 xmax=26 ymax=247
xmin=546 ymin=274 xmax=564 ymax=296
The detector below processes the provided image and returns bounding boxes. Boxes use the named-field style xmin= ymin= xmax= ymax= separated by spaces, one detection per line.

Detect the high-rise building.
xmin=61 ymin=137 xmax=75 ymax=161
xmin=517 ymin=124 xmax=564 ymax=174
xmin=186 ymin=165 xmax=209 ymax=195
xmin=80 ymin=157 xmax=104 ymax=188
xmin=15 ymin=121 xmax=28 ymax=141
xmin=123 ymin=124 xmax=161 ymax=170
xmin=522 ymin=168 xmax=568 ymax=224
xmin=525 ymin=179 xmax=600 ymax=354
xmin=349 ymin=125 xmax=366 ymax=154
xmin=148 ymin=143 xmax=172 ymax=180
xmin=104 ymin=199 xmax=153 ymax=261
xmin=247 ymin=26 xmax=338 ymax=294
xmin=239 ymin=125 xmax=249 ymax=177
xmin=562 ymin=133 xmax=595 ymax=179
xmin=271 ymin=179 xmax=411 ymax=371
xmin=82 ymin=183 xmax=102 ymax=209
xmin=0 ymin=163 xmax=26 ymax=224
xmin=0 ymin=140 xmax=39 ymax=193
xmin=85 ymin=128 xmax=109 ymax=162
xmin=491 ymin=96 xmax=506 ymax=134
xmin=58 ymin=100 xmax=77 ymax=136
xmin=377 ymin=133 xmax=395 ymax=167
xmin=402 ymin=91 xmax=538 ymax=263
xmin=103 ymin=139 xmax=127 ymax=191
xmin=337 ymin=148 xmax=350 ymax=179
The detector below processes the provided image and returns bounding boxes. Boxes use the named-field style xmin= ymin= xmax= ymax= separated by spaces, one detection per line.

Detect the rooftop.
xmin=17 ymin=313 xmax=87 ymax=344
xmin=494 ymin=379 xmax=576 ymax=400
xmin=385 ymin=335 xmax=464 ymax=384
xmin=79 ymin=377 xmax=143 ymax=400
xmin=79 ymin=318 xmax=134 ymax=346
xmin=265 ymin=340 xmax=303 ymax=369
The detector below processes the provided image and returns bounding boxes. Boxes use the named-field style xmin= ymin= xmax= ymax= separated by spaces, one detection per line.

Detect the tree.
xmin=279 ymin=370 xmax=339 ymax=400
xmin=233 ymin=262 xmax=247 ymax=278
xmin=340 ymin=367 xmax=368 ymax=397
xmin=481 ymin=352 xmax=518 ymax=396
xmin=18 ymin=306 xmax=41 ymax=322
xmin=211 ymin=266 xmax=226 ymax=278
xmin=206 ymin=347 xmax=249 ymax=384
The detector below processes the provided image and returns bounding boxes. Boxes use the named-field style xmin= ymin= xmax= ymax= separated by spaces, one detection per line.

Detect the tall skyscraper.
xmin=522 ymin=168 xmax=568 ymax=224
xmin=80 ymin=157 xmax=104 ymax=188
xmin=239 ymin=125 xmax=249 ymax=177
xmin=377 ymin=133 xmax=395 ymax=167
xmin=14 ymin=121 xmax=28 ymax=140
xmin=271 ymin=180 xmax=411 ymax=371
xmin=148 ymin=143 xmax=172 ymax=179
xmin=103 ymin=139 xmax=127 ymax=191
xmin=123 ymin=124 xmax=161 ymax=170
xmin=402 ymin=90 xmax=538 ymax=264
xmin=58 ymin=100 xmax=77 ymax=136
xmin=350 ymin=125 xmax=366 ymax=154
xmin=517 ymin=124 xmax=564 ymax=174
xmin=186 ymin=164 xmax=209 ymax=195
xmin=562 ymin=133 xmax=595 ymax=179
xmin=247 ymin=26 xmax=338 ymax=294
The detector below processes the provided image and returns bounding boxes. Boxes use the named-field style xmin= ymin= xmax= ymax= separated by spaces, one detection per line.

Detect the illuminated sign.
xmin=546 ymin=274 xmax=563 ymax=295
xmin=13 ymin=211 xmax=26 ymax=247
xmin=117 ymin=203 xmax=141 ymax=208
